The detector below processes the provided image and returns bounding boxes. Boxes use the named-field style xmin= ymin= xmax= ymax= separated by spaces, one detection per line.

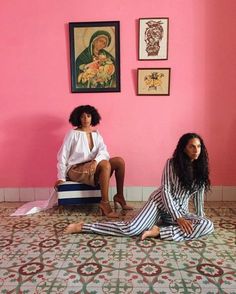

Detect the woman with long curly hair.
xmin=55 ymin=105 xmax=132 ymax=218
xmin=65 ymin=133 xmax=214 ymax=241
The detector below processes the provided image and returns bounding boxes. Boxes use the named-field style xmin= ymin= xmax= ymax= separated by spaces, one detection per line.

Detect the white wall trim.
xmin=0 ymin=186 xmax=235 ymax=202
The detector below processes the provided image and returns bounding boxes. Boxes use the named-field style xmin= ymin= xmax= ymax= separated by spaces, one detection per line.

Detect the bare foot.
xmin=64 ymin=222 xmax=84 ymax=234
xmin=141 ymin=225 xmax=160 ymax=241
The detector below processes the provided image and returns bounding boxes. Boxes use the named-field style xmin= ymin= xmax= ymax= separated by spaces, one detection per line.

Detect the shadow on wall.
xmin=0 ymin=114 xmax=66 ymax=187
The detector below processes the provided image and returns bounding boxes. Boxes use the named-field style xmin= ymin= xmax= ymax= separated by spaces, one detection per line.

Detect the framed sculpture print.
xmin=69 ymin=21 xmax=120 ymax=93
xmin=137 ymin=68 xmax=171 ymax=96
xmin=139 ymin=18 xmax=169 ymax=60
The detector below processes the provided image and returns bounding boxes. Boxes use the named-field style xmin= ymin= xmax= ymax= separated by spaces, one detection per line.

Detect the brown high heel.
xmin=113 ymin=194 xmax=133 ymax=211
xmin=99 ymin=201 xmax=119 ymax=218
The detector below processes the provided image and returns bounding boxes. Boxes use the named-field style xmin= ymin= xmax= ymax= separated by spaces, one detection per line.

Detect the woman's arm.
xmin=193 ymin=187 xmax=205 ymax=217
xmin=56 ymin=131 xmax=73 ymax=182
xmin=94 ymin=132 xmax=110 ymax=164
xmin=161 ymin=159 xmax=183 ymax=220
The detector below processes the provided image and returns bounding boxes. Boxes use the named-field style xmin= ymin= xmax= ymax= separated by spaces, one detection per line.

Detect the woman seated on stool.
xmin=55 ymin=105 xmax=132 ymax=218
xmin=65 ymin=133 xmax=214 ymax=242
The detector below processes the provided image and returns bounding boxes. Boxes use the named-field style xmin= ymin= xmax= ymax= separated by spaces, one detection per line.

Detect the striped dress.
xmin=82 ymin=159 xmax=214 ymax=241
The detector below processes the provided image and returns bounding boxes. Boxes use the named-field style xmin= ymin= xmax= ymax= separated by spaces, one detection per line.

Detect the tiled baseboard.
xmin=0 ymin=186 xmax=235 ymax=202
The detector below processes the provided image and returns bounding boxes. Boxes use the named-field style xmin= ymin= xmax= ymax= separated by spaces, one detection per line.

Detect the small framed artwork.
xmin=137 ymin=68 xmax=171 ymax=96
xmin=139 ymin=18 xmax=169 ymax=60
xmin=69 ymin=21 xmax=120 ymax=93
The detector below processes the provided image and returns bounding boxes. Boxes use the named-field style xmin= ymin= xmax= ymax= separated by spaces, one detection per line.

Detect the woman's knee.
xmin=206 ymin=219 xmax=214 ymax=232
xmin=97 ymin=160 xmax=111 ymax=172
xmin=201 ymin=218 xmax=214 ymax=233
xmin=110 ymin=156 xmax=125 ymax=168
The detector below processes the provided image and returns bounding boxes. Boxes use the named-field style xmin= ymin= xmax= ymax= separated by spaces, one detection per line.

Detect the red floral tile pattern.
xmin=0 ymin=201 xmax=235 ymax=293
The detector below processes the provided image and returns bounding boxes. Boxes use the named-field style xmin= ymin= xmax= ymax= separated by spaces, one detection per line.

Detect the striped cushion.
xmin=57 ymin=181 xmax=101 ymax=205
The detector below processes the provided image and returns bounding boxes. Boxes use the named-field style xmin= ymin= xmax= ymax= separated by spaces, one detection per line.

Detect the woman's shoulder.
xmin=163 ymin=158 xmax=174 ymax=170
xmin=92 ymin=129 xmax=103 ymax=138
xmin=166 ymin=158 xmax=173 ymax=165
xmin=64 ymin=129 xmax=82 ymax=138
xmin=71 ymin=129 xmax=101 ymax=137
xmin=68 ymin=128 xmax=79 ymax=134
xmin=92 ymin=130 xmax=106 ymax=143
xmin=91 ymin=129 xmax=100 ymax=134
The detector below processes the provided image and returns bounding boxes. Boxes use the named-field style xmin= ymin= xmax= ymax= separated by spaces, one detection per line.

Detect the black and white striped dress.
xmin=82 ymin=159 xmax=214 ymax=241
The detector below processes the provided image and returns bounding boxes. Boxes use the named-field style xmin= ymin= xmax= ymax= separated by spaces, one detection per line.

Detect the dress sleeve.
xmin=161 ymin=159 xmax=183 ymax=220
xmin=57 ymin=131 xmax=73 ymax=181
xmin=94 ymin=132 xmax=110 ymax=164
xmin=193 ymin=187 xmax=205 ymax=217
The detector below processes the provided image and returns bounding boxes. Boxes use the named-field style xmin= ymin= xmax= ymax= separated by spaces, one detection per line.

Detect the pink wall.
xmin=0 ymin=0 xmax=236 ymax=187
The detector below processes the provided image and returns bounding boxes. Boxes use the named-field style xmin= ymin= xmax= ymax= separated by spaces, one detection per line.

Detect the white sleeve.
xmin=161 ymin=159 xmax=183 ymax=220
xmin=57 ymin=131 xmax=73 ymax=181
xmin=94 ymin=133 xmax=110 ymax=164
xmin=193 ymin=187 xmax=205 ymax=217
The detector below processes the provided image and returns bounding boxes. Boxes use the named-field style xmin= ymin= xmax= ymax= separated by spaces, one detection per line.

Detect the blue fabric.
xmin=57 ymin=182 xmax=101 ymax=205
xmin=58 ymin=197 xmax=101 ymax=205
xmin=57 ymin=183 xmax=100 ymax=192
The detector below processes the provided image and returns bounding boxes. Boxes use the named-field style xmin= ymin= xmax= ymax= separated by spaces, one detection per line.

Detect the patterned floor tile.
xmin=57 ymin=267 xmax=120 ymax=288
xmin=0 ymin=201 xmax=235 ymax=293
xmin=180 ymin=270 xmax=236 ymax=293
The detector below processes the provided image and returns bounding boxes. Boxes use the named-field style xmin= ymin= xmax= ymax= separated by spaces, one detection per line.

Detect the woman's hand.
xmin=89 ymin=160 xmax=97 ymax=175
xmin=54 ymin=180 xmax=65 ymax=190
xmin=176 ymin=217 xmax=193 ymax=234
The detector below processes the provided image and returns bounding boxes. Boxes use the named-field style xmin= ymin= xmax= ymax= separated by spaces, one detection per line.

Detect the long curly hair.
xmin=69 ymin=105 xmax=101 ymax=127
xmin=172 ymin=133 xmax=210 ymax=192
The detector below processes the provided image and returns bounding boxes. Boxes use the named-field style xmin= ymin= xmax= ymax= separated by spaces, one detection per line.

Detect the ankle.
xmin=101 ymin=200 xmax=110 ymax=204
xmin=114 ymin=194 xmax=126 ymax=203
xmin=99 ymin=201 xmax=118 ymax=218
xmin=114 ymin=193 xmax=124 ymax=199
xmin=100 ymin=201 xmax=112 ymax=209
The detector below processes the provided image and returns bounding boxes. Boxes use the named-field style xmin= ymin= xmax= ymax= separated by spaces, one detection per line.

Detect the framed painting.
xmin=139 ymin=18 xmax=169 ymax=60
xmin=137 ymin=68 xmax=171 ymax=96
xmin=69 ymin=21 xmax=120 ymax=93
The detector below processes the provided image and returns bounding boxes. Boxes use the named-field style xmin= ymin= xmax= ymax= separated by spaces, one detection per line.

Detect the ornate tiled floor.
xmin=0 ymin=201 xmax=235 ymax=294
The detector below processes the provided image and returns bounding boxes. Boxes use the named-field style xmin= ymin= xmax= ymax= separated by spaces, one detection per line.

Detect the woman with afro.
xmin=55 ymin=105 xmax=132 ymax=218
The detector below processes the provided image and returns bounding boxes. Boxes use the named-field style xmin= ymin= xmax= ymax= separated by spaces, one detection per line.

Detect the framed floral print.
xmin=137 ymin=68 xmax=171 ymax=96
xmin=69 ymin=21 xmax=120 ymax=93
xmin=139 ymin=18 xmax=169 ymax=60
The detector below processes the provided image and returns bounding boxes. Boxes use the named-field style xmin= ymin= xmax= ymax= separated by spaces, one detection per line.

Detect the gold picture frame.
xmin=137 ymin=68 xmax=171 ymax=96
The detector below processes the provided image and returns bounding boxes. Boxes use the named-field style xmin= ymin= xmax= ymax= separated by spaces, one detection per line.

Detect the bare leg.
xmin=110 ymin=157 xmax=125 ymax=195
xmin=96 ymin=160 xmax=111 ymax=202
xmin=95 ymin=160 xmax=119 ymax=218
xmin=110 ymin=157 xmax=133 ymax=210
xmin=141 ymin=225 xmax=160 ymax=241
xmin=64 ymin=222 xmax=84 ymax=234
